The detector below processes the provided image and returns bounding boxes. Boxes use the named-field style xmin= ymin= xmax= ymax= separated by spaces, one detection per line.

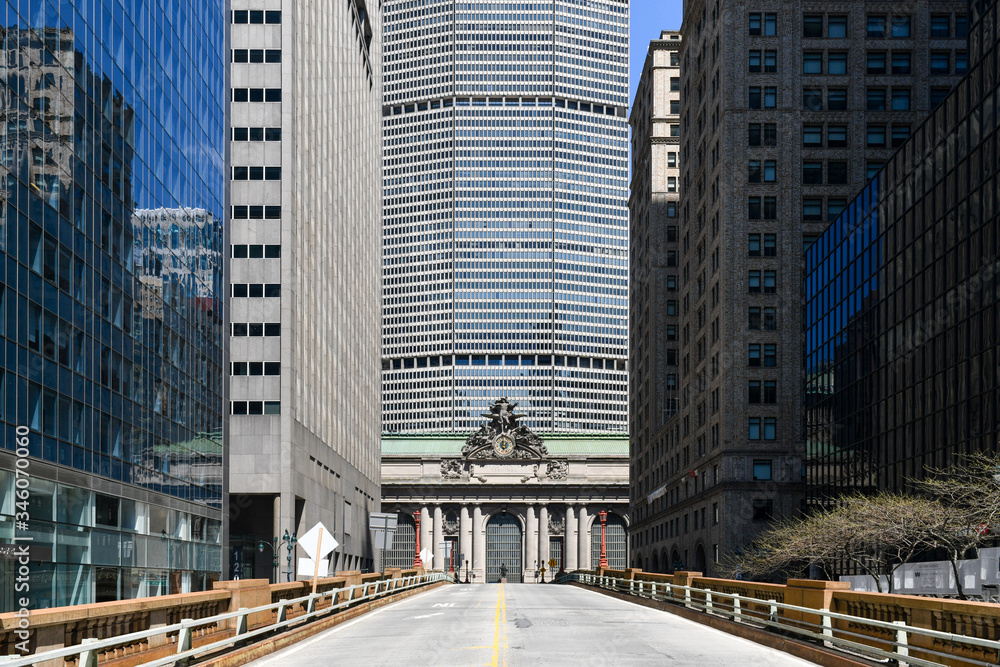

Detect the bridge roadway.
xmin=247 ymin=582 xmax=817 ymax=666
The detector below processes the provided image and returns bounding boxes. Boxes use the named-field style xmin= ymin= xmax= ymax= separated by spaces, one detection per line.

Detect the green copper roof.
xmin=381 ymin=433 xmax=628 ymax=456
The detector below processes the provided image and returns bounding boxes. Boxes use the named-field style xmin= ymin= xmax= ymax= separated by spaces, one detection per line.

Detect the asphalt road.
xmin=247 ymin=583 xmax=818 ymax=666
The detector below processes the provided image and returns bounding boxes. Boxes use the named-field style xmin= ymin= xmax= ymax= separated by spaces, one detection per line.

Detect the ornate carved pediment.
xmin=462 ymin=397 xmax=547 ymax=459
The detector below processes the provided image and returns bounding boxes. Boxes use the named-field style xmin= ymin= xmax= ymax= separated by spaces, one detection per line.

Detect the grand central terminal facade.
xmin=380 ymin=400 xmax=630 ymax=582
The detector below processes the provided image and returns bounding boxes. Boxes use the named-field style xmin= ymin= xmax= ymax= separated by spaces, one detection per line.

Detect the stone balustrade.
xmin=583 ymin=567 xmax=1000 ymax=667
xmin=0 ymin=568 xmax=424 ymax=667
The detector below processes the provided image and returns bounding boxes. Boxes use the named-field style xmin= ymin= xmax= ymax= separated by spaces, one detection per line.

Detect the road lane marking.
xmin=413 ymin=612 xmax=443 ymax=619
xmin=491 ymin=584 xmax=503 ymax=667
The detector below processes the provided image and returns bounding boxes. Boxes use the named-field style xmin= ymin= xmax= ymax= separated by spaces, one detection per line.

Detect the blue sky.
xmin=629 ymin=1 xmax=684 ymax=106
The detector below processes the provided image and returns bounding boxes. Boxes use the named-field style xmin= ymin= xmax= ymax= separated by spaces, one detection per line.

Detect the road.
xmin=247 ymin=583 xmax=818 ymax=666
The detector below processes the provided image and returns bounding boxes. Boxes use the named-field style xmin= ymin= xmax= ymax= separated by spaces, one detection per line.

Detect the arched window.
xmin=591 ymin=512 xmax=627 ymax=569
xmin=382 ymin=514 xmax=416 ymax=569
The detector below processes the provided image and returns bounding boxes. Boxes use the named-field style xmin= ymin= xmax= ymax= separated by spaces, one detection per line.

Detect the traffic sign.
xmin=548 ymin=558 xmax=557 ymax=568
xmin=369 ymin=512 xmax=398 ymax=531
xmin=299 ymin=522 xmax=338 ymax=561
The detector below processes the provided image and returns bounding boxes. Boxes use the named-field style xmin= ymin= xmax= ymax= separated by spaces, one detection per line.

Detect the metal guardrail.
xmin=567 ymin=573 xmax=1000 ymax=667
xmin=2 ymin=573 xmax=448 ymax=667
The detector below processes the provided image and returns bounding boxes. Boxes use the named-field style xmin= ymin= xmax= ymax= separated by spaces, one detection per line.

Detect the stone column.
xmin=577 ymin=506 xmax=590 ymax=569
xmin=525 ymin=504 xmax=538 ymax=576
xmin=538 ymin=505 xmax=549 ymax=574
xmin=459 ymin=505 xmax=472 ymax=580
xmin=473 ymin=505 xmax=485 ymax=583
xmin=420 ymin=506 xmax=432 ymax=568
xmin=432 ymin=505 xmax=444 ymax=570
xmin=565 ymin=505 xmax=578 ymax=571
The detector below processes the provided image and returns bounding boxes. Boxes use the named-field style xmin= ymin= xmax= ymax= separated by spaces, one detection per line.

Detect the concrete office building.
xmin=630 ymin=0 xmax=967 ymax=575
xmin=0 ymin=7 xmax=227 ymax=610
xmin=805 ymin=0 xmax=999 ymax=503
xmin=227 ymin=0 xmax=383 ymax=578
xmin=381 ymin=0 xmax=630 ymax=435
xmin=627 ymin=32 xmax=683 ymax=573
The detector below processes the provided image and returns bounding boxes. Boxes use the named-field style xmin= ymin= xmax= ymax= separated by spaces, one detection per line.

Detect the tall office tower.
xmin=628 ymin=32 xmax=684 ymax=573
xmin=805 ymin=0 xmax=999 ymax=503
xmin=0 ymin=3 xmax=227 ymax=610
xmin=381 ymin=0 xmax=630 ymax=434
xmin=632 ymin=0 xmax=968 ymax=576
xmin=227 ymin=0 xmax=383 ymax=578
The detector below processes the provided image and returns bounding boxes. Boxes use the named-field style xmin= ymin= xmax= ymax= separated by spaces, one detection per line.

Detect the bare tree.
xmin=724 ymin=493 xmax=941 ymax=592
xmin=911 ymin=453 xmax=1000 ymax=599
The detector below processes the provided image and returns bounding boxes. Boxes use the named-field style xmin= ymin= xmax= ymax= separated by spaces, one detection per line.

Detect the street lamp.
xmin=598 ymin=510 xmax=609 ymax=568
xmin=413 ymin=511 xmax=423 ymax=568
xmin=257 ymin=538 xmax=279 ymax=582
xmin=281 ymin=530 xmax=297 ymax=582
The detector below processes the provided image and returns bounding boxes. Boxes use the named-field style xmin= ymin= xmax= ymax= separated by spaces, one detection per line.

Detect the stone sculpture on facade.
xmin=545 ymin=460 xmax=569 ymax=480
xmin=440 ymin=459 xmax=464 ymax=479
xmin=462 ymin=397 xmax=548 ymax=459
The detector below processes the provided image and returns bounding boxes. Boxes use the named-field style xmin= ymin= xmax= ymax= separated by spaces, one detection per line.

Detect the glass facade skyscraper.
xmin=0 ymin=0 xmax=227 ymax=610
xmin=804 ymin=0 xmax=999 ymax=503
xmin=382 ymin=0 xmax=630 ymax=433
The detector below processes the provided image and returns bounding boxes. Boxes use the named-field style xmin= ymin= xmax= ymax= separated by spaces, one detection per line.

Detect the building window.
xmin=803 ymin=162 xmax=823 ymax=184
xmin=891 ymin=88 xmax=911 ymax=111
xmin=930 ymin=87 xmax=951 ymax=108
xmin=803 ymin=15 xmax=822 ymax=38
xmin=763 ymin=271 xmax=776 ymax=293
xmin=670 ymin=76 xmax=680 ymax=91
xmin=803 ymin=52 xmax=822 ymax=74
xmin=763 ymin=234 xmax=776 ymax=256
xmin=763 ymin=87 xmax=777 ymax=108
xmin=749 ymin=123 xmax=761 ymax=145
xmin=956 ymin=52 xmax=968 ymax=75
xmin=753 ymin=460 xmax=773 ymax=480
xmin=828 ymin=15 xmax=847 ymax=38
xmin=749 ymin=12 xmax=761 ymax=35
xmin=867 ymin=161 xmax=885 ymax=179
xmin=828 ymin=53 xmax=847 ymax=75
xmin=930 ymin=52 xmax=950 ymax=75
xmin=891 ymin=16 xmax=910 ymax=38
xmin=867 ymin=15 xmax=885 ymax=38
xmin=827 ymin=199 xmax=847 ymax=221
xmin=827 ymin=88 xmax=847 ymax=111
xmin=956 ymin=16 xmax=968 ymax=38
xmin=763 ymin=123 xmax=776 ymax=145
xmin=748 ymin=307 xmax=761 ymax=329
xmin=752 ymin=499 xmax=773 ymax=521
xmin=867 ymin=88 xmax=886 ymax=111
xmin=763 ymin=307 xmax=776 ymax=329
xmin=749 ymin=50 xmax=762 ymax=72
xmin=892 ymin=51 xmax=911 ymax=74
xmin=867 ymin=125 xmax=887 ymax=147
xmin=803 ymin=199 xmax=822 ymax=221
xmin=749 ymin=344 xmax=761 ymax=366
xmin=748 ymin=271 xmax=761 ymax=293
xmin=748 ymin=234 xmax=762 ymax=256
xmin=827 ymin=125 xmax=847 ymax=147
xmin=930 ymin=15 xmax=950 ymax=38
xmin=803 ymin=125 xmax=822 ymax=147
xmin=828 ymin=161 xmax=848 ymax=184
xmin=749 ymin=380 xmax=762 ymax=402
xmin=867 ymin=51 xmax=886 ymax=74
xmin=763 ymin=197 xmax=776 ymax=219
xmin=764 ymin=13 xmax=776 ymax=35
xmin=803 ymin=88 xmax=822 ymax=111
xmin=764 ymin=344 xmax=777 ymax=366
xmin=748 ymin=418 xmax=761 ymax=439
xmin=748 ymin=160 xmax=761 ymax=183
xmin=764 ymin=50 xmax=777 ymax=72
xmin=749 ymin=86 xmax=762 ymax=108
xmin=748 ymin=197 xmax=761 ymax=219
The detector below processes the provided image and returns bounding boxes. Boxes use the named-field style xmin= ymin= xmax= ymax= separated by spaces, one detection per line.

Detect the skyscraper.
xmin=805 ymin=0 xmax=999 ymax=503
xmin=381 ymin=0 xmax=630 ymax=435
xmin=227 ymin=0 xmax=383 ymax=577
xmin=628 ymin=31 xmax=683 ymax=573
xmin=0 ymin=1 xmax=227 ymax=610
xmin=632 ymin=0 xmax=967 ymax=575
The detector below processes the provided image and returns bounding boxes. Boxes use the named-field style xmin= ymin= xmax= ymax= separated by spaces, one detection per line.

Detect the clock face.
xmin=493 ymin=433 xmax=515 ymax=457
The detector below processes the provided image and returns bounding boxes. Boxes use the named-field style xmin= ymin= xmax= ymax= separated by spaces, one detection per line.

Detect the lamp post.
xmin=413 ymin=511 xmax=423 ymax=568
xmin=257 ymin=538 xmax=279 ymax=582
xmin=598 ymin=510 xmax=609 ymax=568
xmin=281 ymin=530 xmax=297 ymax=582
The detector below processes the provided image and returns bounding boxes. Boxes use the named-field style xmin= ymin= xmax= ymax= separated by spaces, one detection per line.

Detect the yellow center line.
xmin=490 ymin=583 xmax=507 ymax=667
xmin=501 ymin=582 xmax=508 ymax=667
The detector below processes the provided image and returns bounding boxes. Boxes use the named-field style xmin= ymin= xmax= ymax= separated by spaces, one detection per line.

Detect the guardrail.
xmin=1 ymin=572 xmax=448 ymax=667
xmin=568 ymin=572 xmax=1000 ymax=667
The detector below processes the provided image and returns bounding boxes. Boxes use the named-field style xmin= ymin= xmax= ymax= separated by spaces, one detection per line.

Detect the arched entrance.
xmin=695 ymin=544 xmax=707 ymax=573
xmin=590 ymin=512 xmax=628 ymax=569
xmin=486 ymin=512 xmax=522 ymax=582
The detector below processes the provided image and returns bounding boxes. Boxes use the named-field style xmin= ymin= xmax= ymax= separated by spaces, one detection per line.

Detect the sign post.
xmin=369 ymin=512 xmax=398 ymax=575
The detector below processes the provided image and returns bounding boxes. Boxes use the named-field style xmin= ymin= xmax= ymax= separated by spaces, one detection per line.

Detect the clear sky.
xmin=629 ymin=0 xmax=684 ymax=107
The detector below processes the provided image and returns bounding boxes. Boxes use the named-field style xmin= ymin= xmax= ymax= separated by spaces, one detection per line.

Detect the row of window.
xmin=232 ymin=244 xmax=281 ymax=258
xmin=231 ymin=49 xmax=281 ymax=63
xmin=232 ymin=205 xmax=281 ymax=219
xmin=800 ymin=87 xmax=915 ymax=112
xmin=231 ymin=401 xmax=281 ymax=414
xmin=748 ymin=344 xmax=777 ymax=367
xmin=232 ymin=127 xmax=282 ymax=141
xmin=232 ymin=167 xmax=282 ymax=181
xmin=232 ymin=322 xmax=281 ymax=336
xmin=748 ymin=49 xmax=966 ymax=77
xmin=802 ymin=13 xmax=966 ymax=39
xmin=748 ymin=381 xmax=777 ymax=403
xmin=748 ymin=417 xmax=777 ymax=440
xmin=232 ymin=283 xmax=281 ymax=297
xmin=748 ymin=271 xmax=777 ymax=293
xmin=748 ymin=307 xmax=777 ymax=330
xmin=802 ymin=161 xmax=848 ymax=185
xmin=748 ymin=234 xmax=776 ymax=256
xmin=232 ymin=88 xmax=282 ymax=102
xmin=232 ymin=10 xmax=281 ymax=23
xmin=231 ymin=362 xmax=280 ymax=375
